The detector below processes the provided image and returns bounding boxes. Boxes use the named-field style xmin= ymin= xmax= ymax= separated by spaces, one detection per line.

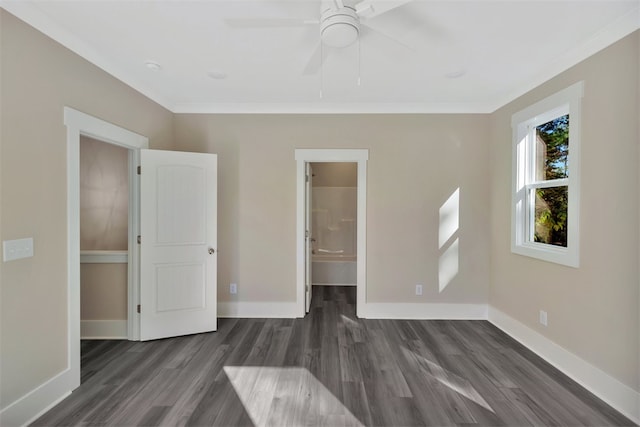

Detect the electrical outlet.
xmin=230 ymin=283 xmax=237 ymax=295
xmin=415 ymin=284 xmax=423 ymax=296
xmin=539 ymin=310 xmax=548 ymax=326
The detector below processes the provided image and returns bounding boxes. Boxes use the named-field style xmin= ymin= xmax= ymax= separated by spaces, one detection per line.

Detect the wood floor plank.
xmin=185 ymin=378 xmax=239 ymax=426
xmin=340 ymin=381 xmax=373 ymax=427
xmin=281 ymin=318 xmax=310 ymax=367
xmin=137 ymin=406 xmax=171 ymax=427
xmin=337 ymin=332 xmax=364 ymax=383
xmin=157 ymin=343 xmax=232 ymax=426
xmin=499 ymin=386 xmax=564 ymax=426
xmin=32 ymin=286 xmax=637 ymax=427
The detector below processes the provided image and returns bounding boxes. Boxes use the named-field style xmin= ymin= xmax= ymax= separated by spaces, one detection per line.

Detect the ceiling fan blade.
xmin=333 ymin=0 xmax=345 ymax=9
xmin=355 ymin=0 xmax=414 ymax=19
xmin=360 ymin=22 xmax=414 ymax=52
xmin=302 ymin=43 xmax=328 ymax=76
xmin=225 ymin=18 xmax=319 ymax=28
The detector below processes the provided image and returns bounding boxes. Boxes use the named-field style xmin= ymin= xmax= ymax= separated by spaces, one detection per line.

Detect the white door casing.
xmin=305 ymin=163 xmax=313 ymax=313
xmin=295 ymin=149 xmax=368 ymax=318
xmin=64 ymin=107 xmax=148 ymax=413
xmin=140 ymin=149 xmax=218 ymax=340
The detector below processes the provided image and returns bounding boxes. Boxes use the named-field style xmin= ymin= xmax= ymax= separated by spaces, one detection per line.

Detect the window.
xmin=511 ymin=82 xmax=583 ymax=267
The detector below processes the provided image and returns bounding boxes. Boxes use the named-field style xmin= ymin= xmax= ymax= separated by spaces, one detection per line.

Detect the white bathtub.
xmin=312 ymin=254 xmax=356 ymax=286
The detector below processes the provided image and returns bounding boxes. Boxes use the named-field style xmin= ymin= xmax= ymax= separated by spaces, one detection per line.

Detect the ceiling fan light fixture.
xmin=321 ymin=7 xmax=360 ymax=48
xmin=322 ymin=23 xmax=359 ymax=48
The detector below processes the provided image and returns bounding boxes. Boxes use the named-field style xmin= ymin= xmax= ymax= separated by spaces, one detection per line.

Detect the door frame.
xmin=65 ymin=107 xmax=148 ymax=387
xmin=295 ymin=149 xmax=368 ymax=318
xmin=304 ymin=162 xmax=313 ymax=313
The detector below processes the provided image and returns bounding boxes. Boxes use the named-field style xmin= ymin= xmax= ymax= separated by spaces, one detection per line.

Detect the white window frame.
xmin=511 ymin=81 xmax=584 ymax=268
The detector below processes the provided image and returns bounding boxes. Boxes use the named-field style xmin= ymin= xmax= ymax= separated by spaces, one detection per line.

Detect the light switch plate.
xmin=3 ymin=238 xmax=34 ymax=262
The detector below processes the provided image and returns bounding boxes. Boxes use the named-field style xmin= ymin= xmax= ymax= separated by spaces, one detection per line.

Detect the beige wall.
xmin=80 ymin=264 xmax=127 ymax=320
xmin=80 ymin=135 xmax=129 ymax=251
xmin=490 ymin=31 xmax=640 ymax=390
xmin=79 ymin=136 xmax=129 ymax=322
xmin=0 ymin=10 xmax=173 ymax=408
xmin=311 ymin=162 xmax=357 ymax=187
xmin=174 ymin=114 xmax=491 ymax=304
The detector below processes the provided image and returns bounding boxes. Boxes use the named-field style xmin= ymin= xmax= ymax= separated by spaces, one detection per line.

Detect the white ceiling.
xmin=2 ymin=0 xmax=639 ymax=113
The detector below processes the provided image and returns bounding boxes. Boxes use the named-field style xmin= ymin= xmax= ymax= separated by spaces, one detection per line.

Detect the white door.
xmin=305 ymin=163 xmax=313 ymax=313
xmin=140 ymin=149 xmax=217 ymax=341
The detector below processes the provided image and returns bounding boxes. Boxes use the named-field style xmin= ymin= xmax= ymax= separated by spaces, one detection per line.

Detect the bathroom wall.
xmin=312 ymin=162 xmax=357 ymax=258
xmin=311 ymin=162 xmax=357 ymax=285
xmin=311 ymin=162 xmax=357 ymax=187
xmin=312 ymin=186 xmax=357 ymax=257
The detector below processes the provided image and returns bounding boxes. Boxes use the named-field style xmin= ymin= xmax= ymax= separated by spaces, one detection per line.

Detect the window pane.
xmin=535 ymin=114 xmax=569 ymax=180
xmin=533 ymin=186 xmax=568 ymax=247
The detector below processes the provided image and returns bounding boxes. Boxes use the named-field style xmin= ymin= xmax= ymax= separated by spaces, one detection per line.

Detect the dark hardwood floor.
xmin=33 ymin=286 xmax=636 ymax=426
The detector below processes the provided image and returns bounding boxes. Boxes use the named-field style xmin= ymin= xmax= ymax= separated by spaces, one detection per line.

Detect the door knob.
xmin=208 ymin=248 xmax=215 ymax=255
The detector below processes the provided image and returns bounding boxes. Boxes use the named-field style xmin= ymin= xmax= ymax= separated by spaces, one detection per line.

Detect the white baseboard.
xmin=81 ymin=320 xmax=128 ymax=339
xmin=218 ymin=301 xmax=301 ymax=318
xmin=218 ymin=301 xmax=487 ymax=320
xmin=312 ymin=283 xmax=356 ymax=287
xmin=488 ymin=306 xmax=640 ymax=424
xmin=0 ymin=368 xmax=73 ymax=427
xmin=360 ymin=302 xmax=488 ymax=320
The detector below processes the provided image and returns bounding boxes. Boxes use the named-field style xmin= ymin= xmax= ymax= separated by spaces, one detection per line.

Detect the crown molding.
xmin=171 ymin=101 xmax=494 ymax=114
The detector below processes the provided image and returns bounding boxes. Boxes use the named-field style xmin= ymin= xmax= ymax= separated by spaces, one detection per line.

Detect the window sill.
xmin=511 ymin=242 xmax=579 ymax=268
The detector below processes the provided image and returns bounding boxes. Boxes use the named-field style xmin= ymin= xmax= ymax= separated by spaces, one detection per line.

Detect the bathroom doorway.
xmin=309 ymin=162 xmax=357 ymax=289
xmin=295 ymin=149 xmax=369 ymax=318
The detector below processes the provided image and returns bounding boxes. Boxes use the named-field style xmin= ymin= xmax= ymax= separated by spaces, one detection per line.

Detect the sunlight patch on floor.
xmin=401 ymin=347 xmax=495 ymax=413
xmin=340 ymin=314 xmax=360 ymax=328
xmin=224 ymin=366 xmax=364 ymax=427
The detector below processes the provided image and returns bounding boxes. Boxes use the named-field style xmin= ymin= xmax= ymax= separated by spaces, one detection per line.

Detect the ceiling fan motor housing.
xmin=321 ymin=7 xmax=360 ymax=48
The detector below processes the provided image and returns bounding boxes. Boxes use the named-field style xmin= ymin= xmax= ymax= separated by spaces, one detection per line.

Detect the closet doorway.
xmin=79 ymin=136 xmax=130 ymax=340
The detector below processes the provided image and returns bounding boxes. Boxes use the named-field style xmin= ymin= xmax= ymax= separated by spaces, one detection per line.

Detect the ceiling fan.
xmin=225 ymin=0 xmax=415 ymax=76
